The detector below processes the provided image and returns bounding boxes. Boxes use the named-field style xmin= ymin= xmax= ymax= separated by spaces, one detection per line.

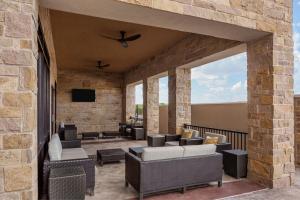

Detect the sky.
xmin=136 ymin=3 xmax=300 ymax=105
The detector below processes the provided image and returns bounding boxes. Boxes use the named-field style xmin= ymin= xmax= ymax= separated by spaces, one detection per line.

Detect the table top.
xmin=147 ymin=135 xmax=165 ymax=138
xmin=97 ymin=148 xmax=125 ymax=155
xmin=223 ymin=149 xmax=247 ymax=156
xmin=129 ymin=146 xmax=144 ymax=152
xmin=50 ymin=166 xmax=85 ymax=178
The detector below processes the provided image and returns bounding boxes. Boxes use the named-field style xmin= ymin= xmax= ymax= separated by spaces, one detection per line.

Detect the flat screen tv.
xmin=72 ymin=89 xmax=95 ymax=102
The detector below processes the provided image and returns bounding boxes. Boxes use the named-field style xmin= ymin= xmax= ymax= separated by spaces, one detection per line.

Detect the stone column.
xmin=124 ymin=84 xmax=136 ymax=121
xmin=0 ymin=0 xmax=39 ymax=199
xmin=247 ymin=35 xmax=294 ymax=188
xmin=295 ymin=96 xmax=300 ymax=165
xmin=168 ymin=68 xmax=191 ymax=134
xmin=143 ymin=77 xmax=159 ymax=136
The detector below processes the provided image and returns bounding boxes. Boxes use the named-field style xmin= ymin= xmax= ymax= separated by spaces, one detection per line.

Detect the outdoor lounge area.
xmin=1 ymin=0 xmax=300 ymax=200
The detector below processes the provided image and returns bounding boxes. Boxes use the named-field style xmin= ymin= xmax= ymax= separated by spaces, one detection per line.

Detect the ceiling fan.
xmin=96 ymin=60 xmax=110 ymax=70
xmin=101 ymin=31 xmax=141 ymax=48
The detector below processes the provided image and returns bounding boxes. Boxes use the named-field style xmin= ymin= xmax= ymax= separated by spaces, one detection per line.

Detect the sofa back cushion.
xmin=48 ymin=134 xmax=62 ymax=161
xmin=205 ymin=132 xmax=226 ymax=144
xmin=182 ymin=144 xmax=216 ymax=157
xmin=142 ymin=146 xmax=184 ymax=161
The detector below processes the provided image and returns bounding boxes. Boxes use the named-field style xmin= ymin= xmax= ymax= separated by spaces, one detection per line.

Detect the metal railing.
xmin=184 ymin=124 xmax=248 ymax=150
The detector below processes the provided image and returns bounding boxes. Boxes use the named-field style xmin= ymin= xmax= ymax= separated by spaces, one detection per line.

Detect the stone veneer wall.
xmin=295 ymin=96 xmax=300 ymax=166
xmin=0 ymin=0 xmax=39 ymax=199
xmin=57 ymin=69 xmax=123 ymax=134
xmin=143 ymin=77 xmax=159 ymax=135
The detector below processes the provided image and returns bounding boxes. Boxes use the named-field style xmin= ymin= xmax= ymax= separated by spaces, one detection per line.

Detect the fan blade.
xmin=124 ymin=34 xmax=141 ymax=41
xmin=120 ymin=40 xmax=128 ymax=48
xmin=100 ymin=34 xmax=119 ymax=41
xmin=101 ymin=64 xmax=110 ymax=68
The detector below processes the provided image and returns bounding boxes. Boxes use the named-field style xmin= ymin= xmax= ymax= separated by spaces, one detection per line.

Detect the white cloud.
xmin=191 ymin=52 xmax=247 ymax=103
xmin=231 ymin=81 xmax=242 ymax=92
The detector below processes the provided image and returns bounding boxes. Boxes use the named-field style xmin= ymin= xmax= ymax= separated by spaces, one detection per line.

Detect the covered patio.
xmin=0 ymin=0 xmax=295 ymax=200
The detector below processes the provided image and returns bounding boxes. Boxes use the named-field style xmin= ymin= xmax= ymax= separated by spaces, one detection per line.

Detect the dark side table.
xmin=223 ymin=149 xmax=248 ymax=178
xmin=49 ymin=166 xmax=86 ymax=200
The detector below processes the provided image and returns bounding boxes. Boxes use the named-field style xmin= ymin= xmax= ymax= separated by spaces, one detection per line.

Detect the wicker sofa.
xmin=43 ymin=134 xmax=95 ymax=197
xmin=125 ymin=145 xmax=223 ymax=200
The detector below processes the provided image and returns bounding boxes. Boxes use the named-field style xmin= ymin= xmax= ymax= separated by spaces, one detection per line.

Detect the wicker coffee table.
xmin=49 ymin=166 xmax=86 ymax=200
xmin=97 ymin=148 xmax=125 ymax=166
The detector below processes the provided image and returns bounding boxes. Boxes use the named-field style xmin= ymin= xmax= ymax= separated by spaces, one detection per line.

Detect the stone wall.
xmin=143 ymin=77 xmax=159 ymax=135
xmin=168 ymin=68 xmax=191 ymax=134
xmin=0 ymin=0 xmax=39 ymax=199
xmin=247 ymin=35 xmax=294 ymax=188
xmin=57 ymin=69 xmax=123 ymax=134
xmin=295 ymin=96 xmax=300 ymax=166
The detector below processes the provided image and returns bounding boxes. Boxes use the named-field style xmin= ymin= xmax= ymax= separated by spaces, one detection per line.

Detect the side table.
xmin=147 ymin=135 xmax=165 ymax=147
xmin=223 ymin=149 xmax=248 ymax=178
xmin=49 ymin=166 xmax=86 ymax=200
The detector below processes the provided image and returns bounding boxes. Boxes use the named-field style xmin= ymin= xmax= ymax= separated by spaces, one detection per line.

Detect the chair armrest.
xmin=216 ymin=142 xmax=232 ymax=153
xmin=165 ymin=134 xmax=181 ymax=142
xmin=125 ymin=152 xmax=141 ymax=190
xmin=61 ymin=139 xmax=81 ymax=148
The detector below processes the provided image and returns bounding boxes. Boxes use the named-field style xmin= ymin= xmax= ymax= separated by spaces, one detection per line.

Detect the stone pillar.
xmin=143 ymin=77 xmax=159 ymax=136
xmin=0 ymin=0 xmax=39 ymax=199
xmin=124 ymin=84 xmax=136 ymax=121
xmin=247 ymin=35 xmax=294 ymax=188
xmin=295 ymin=96 xmax=300 ymax=165
xmin=168 ymin=68 xmax=191 ymax=134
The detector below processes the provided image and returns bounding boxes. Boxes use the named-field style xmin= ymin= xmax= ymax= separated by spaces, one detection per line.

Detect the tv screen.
xmin=72 ymin=89 xmax=95 ymax=102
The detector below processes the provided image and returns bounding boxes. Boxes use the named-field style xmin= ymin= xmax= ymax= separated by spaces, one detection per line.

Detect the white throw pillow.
xmin=48 ymin=134 xmax=62 ymax=161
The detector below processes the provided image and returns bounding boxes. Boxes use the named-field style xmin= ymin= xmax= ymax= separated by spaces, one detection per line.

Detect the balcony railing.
xmin=184 ymin=124 xmax=248 ymax=151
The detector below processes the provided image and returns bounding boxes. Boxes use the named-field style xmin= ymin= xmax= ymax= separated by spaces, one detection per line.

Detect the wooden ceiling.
xmin=50 ymin=10 xmax=189 ymax=73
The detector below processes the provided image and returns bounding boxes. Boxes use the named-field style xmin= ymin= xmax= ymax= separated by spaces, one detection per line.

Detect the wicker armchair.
xmin=43 ymin=140 xmax=95 ymax=197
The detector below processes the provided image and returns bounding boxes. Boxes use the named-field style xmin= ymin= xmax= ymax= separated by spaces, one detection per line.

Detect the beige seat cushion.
xmin=142 ymin=146 xmax=184 ymax=161
xmin=182 ymin=144 xmax=216 ymax=157
xmin=61 ymin=148 xmax=88 ymax=160
xmin=205 ymin=132 xmax=226 ymax=144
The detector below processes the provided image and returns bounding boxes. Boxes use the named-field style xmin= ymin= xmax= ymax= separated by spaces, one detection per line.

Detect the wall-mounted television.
xmin=72 ymin=89 xmax=95 ymax=102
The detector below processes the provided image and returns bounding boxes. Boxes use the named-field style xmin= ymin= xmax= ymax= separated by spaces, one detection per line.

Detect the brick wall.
xmin=57 ymin=69 xmax=123 ymax=134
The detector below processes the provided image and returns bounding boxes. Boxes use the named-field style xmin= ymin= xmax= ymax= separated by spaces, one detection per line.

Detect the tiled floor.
xmin=82 ymin=139 xmax=299 ymax=200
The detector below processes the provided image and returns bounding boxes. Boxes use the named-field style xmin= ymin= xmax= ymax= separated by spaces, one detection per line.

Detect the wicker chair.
xmin=43 ymin=140 xmax=95 ymax=197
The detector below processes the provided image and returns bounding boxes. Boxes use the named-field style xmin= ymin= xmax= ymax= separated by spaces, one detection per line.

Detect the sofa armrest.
xmin=180 ymin=137 xmax=203 ymax=146
xmin=61 ymin=139 xmax=81 ymax=148
xmin=165 ymin=134 xmax=181 ymax=142
xmin=125 ymin=152 xmax=141 ymax=191
xmin=216 ymin=142 xmax=232 ymax=153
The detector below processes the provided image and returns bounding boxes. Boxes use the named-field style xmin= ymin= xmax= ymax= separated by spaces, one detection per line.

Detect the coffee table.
xmin=97 ymin=148 xmax=125 ymax=166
